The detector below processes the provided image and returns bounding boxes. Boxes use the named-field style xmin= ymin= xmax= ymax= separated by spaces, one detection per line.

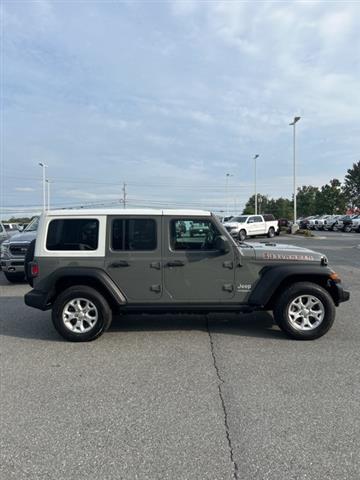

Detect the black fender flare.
xmin=33 ymin=267 xmax=127 ymax=309
xmin=248 ymin=264 xmax=333 ymax=307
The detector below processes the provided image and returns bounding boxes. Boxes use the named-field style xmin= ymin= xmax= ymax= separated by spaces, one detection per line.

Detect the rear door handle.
xmin=167 ymin=260 xmax=185 ymax=267
xmin=109 ymin=261 xmax=129 ymax=268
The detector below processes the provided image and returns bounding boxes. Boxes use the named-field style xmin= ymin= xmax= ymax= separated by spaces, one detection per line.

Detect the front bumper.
xmin=0 ymin=257 xmax=25 ymax=273
xmin=24 ymin=289 xmax=51 ymax=311
xmin=335 ymin=283 xmax=350 ymax=304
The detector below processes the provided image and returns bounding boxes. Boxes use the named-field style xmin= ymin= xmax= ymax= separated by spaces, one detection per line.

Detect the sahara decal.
xmin=262 ymin=252 xmax=315 ymax=261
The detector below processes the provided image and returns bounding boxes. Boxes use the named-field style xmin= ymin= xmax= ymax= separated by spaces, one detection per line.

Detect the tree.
xmin=343 ymin=161 xmax=360 ymax=209
xmin=315 ymin=179 xmax=346 ymax=214
xmin=296 ymin=185 xmax=318 ymax=217
xmin=243 ymin=194 xmax=269 ymax=215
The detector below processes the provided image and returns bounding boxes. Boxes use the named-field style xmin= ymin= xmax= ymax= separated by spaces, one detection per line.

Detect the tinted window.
xmin=112 ymin=219 xmax=157 ymax=251
xmin=232 ymin=216 xmax=248 ymax=223
xmin=46 ymin=219 xmax=99 ymax=251
xmin=171 ymin=219 xmax=220 ymax=251
xmin=253 ymin=216 xmax=263 ymax=223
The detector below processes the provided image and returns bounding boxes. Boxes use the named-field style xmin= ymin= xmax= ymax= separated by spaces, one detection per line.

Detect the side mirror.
xmin=215 ymin=235 xmax=230 ymax=253
xmin=18 ymin=226 xmax=24 ymax=232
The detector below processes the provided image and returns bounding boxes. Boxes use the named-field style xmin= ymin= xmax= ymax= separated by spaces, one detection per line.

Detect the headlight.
xmin=1 ymin=243 xmax=9 ymax=254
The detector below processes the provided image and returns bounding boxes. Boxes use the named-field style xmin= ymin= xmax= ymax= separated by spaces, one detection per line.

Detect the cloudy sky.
xmin=1 ymin=0 xmax=359 ymax=217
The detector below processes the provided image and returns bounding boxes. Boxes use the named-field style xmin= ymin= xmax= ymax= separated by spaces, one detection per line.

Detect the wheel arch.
xmin=248 ymin=265 xmax=340 ymax=309
xmin=37 ymin=267 xmax=127 ymax=310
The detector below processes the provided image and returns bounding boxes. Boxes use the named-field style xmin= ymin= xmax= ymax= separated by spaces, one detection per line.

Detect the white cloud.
xmin=15 ymin=187 xmax=35 ymax=192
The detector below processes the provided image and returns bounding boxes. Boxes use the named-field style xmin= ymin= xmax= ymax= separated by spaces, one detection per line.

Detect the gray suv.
xmin=25 ymin=209 xmax=349 ymax=342
xmin=1 ymin=216 xmax=39 ymax=283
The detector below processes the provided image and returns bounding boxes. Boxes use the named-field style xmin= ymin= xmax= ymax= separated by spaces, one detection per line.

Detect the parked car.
xmin=223 ymin=214 xmax=278 ymax=241
xmin=351 ymin=216 xmax=360 ymax=232
xmin=189 ymin=222 xmax=210 ymax=237
xmin=299 ymin=216 xmax=316 ymax=229
xmin=24 ymin=208 xmax=349 ymax=342
xmin=323 ymin=215 xmax=342 ymax=231
xmin=333 ymin=215 xmax=356 ymax=232
xmin=0 ymin=216 xmax=39 ymax=283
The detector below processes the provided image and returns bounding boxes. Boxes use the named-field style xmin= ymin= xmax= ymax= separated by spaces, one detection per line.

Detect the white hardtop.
xmin=45 ymin=208 xmax=212 ymax=217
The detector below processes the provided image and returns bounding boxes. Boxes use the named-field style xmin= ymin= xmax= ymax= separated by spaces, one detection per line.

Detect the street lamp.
xmin=225 ymin=173 xmax=233 ymax=216
xmin=253 ymin=154 xmax=259 ymax=215
xmin=38 ymin=162 xmax=48 ymax=212
xmin=289 ymin=117 xmax=301 ymax=229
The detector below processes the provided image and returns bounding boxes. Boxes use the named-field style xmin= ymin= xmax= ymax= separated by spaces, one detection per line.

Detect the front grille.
xmin=9 ymin=244 xmax=29 ymax=256
xmin=225 ymin=226 xmax=232 ymax=232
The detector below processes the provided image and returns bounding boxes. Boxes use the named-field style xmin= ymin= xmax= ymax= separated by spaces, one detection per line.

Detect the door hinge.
xmin=223 ymin=261 xmax=233 ymax=269
xmin=150 ymin=262 xmax=161 ymax=270
xmin=150 ymin=284 xmax=161 ymax=293
xmin=223 ymin=284 xmax=234 ymax=292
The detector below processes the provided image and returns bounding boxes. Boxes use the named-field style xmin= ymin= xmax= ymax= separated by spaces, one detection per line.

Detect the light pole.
xmin=225 ymin=173 xmax=233 ymax=217
xmin=253 ymin=154 xmax=259 ymax=214
xmin=38 ymin=162 xmax=48 ymax=212
xmin=46 ymin=179 xmax=51 ymax=211
xmin=289 ymin=117 xmax=301 ymax=229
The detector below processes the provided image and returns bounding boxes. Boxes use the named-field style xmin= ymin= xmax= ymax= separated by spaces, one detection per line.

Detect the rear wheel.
xmin=4 ymin=271 xmax=25 ymax=283
xmin=267 ymin=227 xmax=275 ymax=238
xmin=274 ymin=282 xmax=335 ymax=340
xmin=52 ymin=285 xmax=112 ymax=342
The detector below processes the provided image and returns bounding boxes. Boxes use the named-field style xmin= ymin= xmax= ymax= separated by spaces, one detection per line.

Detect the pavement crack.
xmin=206 ymin=316 xmax=239 ymax=480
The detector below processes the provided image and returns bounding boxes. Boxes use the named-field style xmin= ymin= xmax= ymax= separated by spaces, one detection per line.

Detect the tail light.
xmin=30 ymin=262 xmax=39 ymax=277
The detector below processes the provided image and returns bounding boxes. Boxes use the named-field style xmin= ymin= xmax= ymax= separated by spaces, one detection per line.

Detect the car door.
xmin=105 ymin=215 xmax=163 ymax=301
xmin=163 ymin=216 xmax=235 ymax=302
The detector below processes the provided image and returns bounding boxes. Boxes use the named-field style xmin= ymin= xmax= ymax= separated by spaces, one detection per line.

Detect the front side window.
xmin=46 ymin=219 xmax=99 ymax=251
xmin=112 ymin=218 xmax=157 ymax=251
xmin=170 ymin=219 xmax=221 ymax=251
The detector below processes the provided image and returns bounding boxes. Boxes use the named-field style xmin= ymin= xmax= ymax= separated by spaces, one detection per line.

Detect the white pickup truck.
xmin=223 ymin=214 xmax=279 ymax=241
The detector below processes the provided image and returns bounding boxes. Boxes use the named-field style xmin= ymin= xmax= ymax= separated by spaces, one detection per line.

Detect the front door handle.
xmin=150 ymin=284 xmax=161 ymax=293
xmin=109 ymin=261 xmax=129 ymax=268
xmin=167 ymin=260 xmax=185 ymax=267
xmin=150 ymin=262 xmax=161 ymax=270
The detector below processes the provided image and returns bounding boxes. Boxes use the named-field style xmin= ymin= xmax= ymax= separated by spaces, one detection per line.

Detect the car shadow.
xmin=0 ymin=296 xmax=286 ymax=342
xmin=109 ymin=311 xmax=286 ymax=340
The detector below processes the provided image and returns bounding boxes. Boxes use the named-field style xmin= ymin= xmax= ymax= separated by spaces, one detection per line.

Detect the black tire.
xmin=52 ymin=285 xmax=112 ymax=342
xmin=344 ymin=225 xmax=352 ymax=233
xmin=24 ymin=239 xmax=36 ymax=286
xmin=267 ymin=227 xmax=275 ymax=238
xmin=4 ymin=271 xmax=26 ymax=283
xmin=239 ymin=229 xmax=246 ymax=242
xmin=273 ymin=282 xmax=335 ymax=340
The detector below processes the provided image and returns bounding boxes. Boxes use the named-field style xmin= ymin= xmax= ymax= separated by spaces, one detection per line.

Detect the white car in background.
xmin=223 ymin=214 xmax=278 ymax=241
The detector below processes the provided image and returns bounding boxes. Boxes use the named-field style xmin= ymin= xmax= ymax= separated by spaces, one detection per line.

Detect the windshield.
xmin=232 ymin=216 xmax=248 ymax=223
xmin=25 ymin=216 xmax=40 ymax=232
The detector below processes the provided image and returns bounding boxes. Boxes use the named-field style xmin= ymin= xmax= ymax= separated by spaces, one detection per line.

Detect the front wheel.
xmin=52 ymin=285 xmax=112 ymax=342
xmin=238 ymin=229 xmax=247 ymax=242
xmin=274 ymin=282 xmax=335 ymax=340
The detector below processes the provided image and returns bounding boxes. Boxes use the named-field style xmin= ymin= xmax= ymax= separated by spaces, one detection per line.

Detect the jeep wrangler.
xmin=24 ymin=209 xmax=350 ymax=342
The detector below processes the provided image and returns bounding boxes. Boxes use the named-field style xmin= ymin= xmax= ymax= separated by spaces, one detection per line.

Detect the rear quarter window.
xmin=46 ymin=219 xmax=99 ymax=251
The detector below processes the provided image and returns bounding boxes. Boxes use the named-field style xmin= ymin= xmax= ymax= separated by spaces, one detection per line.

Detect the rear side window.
xmin=46 ymin=219 xmax=99 ymax=251
xmin=112 ymin=218 xmax=157 ymax=251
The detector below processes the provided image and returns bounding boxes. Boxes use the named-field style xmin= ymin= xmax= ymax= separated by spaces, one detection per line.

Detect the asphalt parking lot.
xmin=1 ymin=230 xmax=359 ymax=480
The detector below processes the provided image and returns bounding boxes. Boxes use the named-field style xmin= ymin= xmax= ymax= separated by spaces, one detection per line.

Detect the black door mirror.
xmin=215 ymin=235 xmax=230 ymax=253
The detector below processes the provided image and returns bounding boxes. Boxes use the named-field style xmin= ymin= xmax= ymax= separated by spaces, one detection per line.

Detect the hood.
xmin=6 ymin=230 xmax=37 ymax=243
xmin=224 ymin=222 xmax=243 ymax=228
xmin=245 ymin=242 xmax=326 ymax=264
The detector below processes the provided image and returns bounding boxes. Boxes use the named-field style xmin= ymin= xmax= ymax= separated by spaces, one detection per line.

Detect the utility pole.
xmin=122 ymin=182 xmax=127 ymax=208
xmin=46 ymin=179 xmax=51 ymax=210
xmin=225 ymin=173 xmax=233 ymax=217
xmin=289 ymin=116 xmax=301 ymax=230
xmin=38 ymin=162 xmax=48 ymax=212
xmin=253 ymin=154 xmax=259 ymax=215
